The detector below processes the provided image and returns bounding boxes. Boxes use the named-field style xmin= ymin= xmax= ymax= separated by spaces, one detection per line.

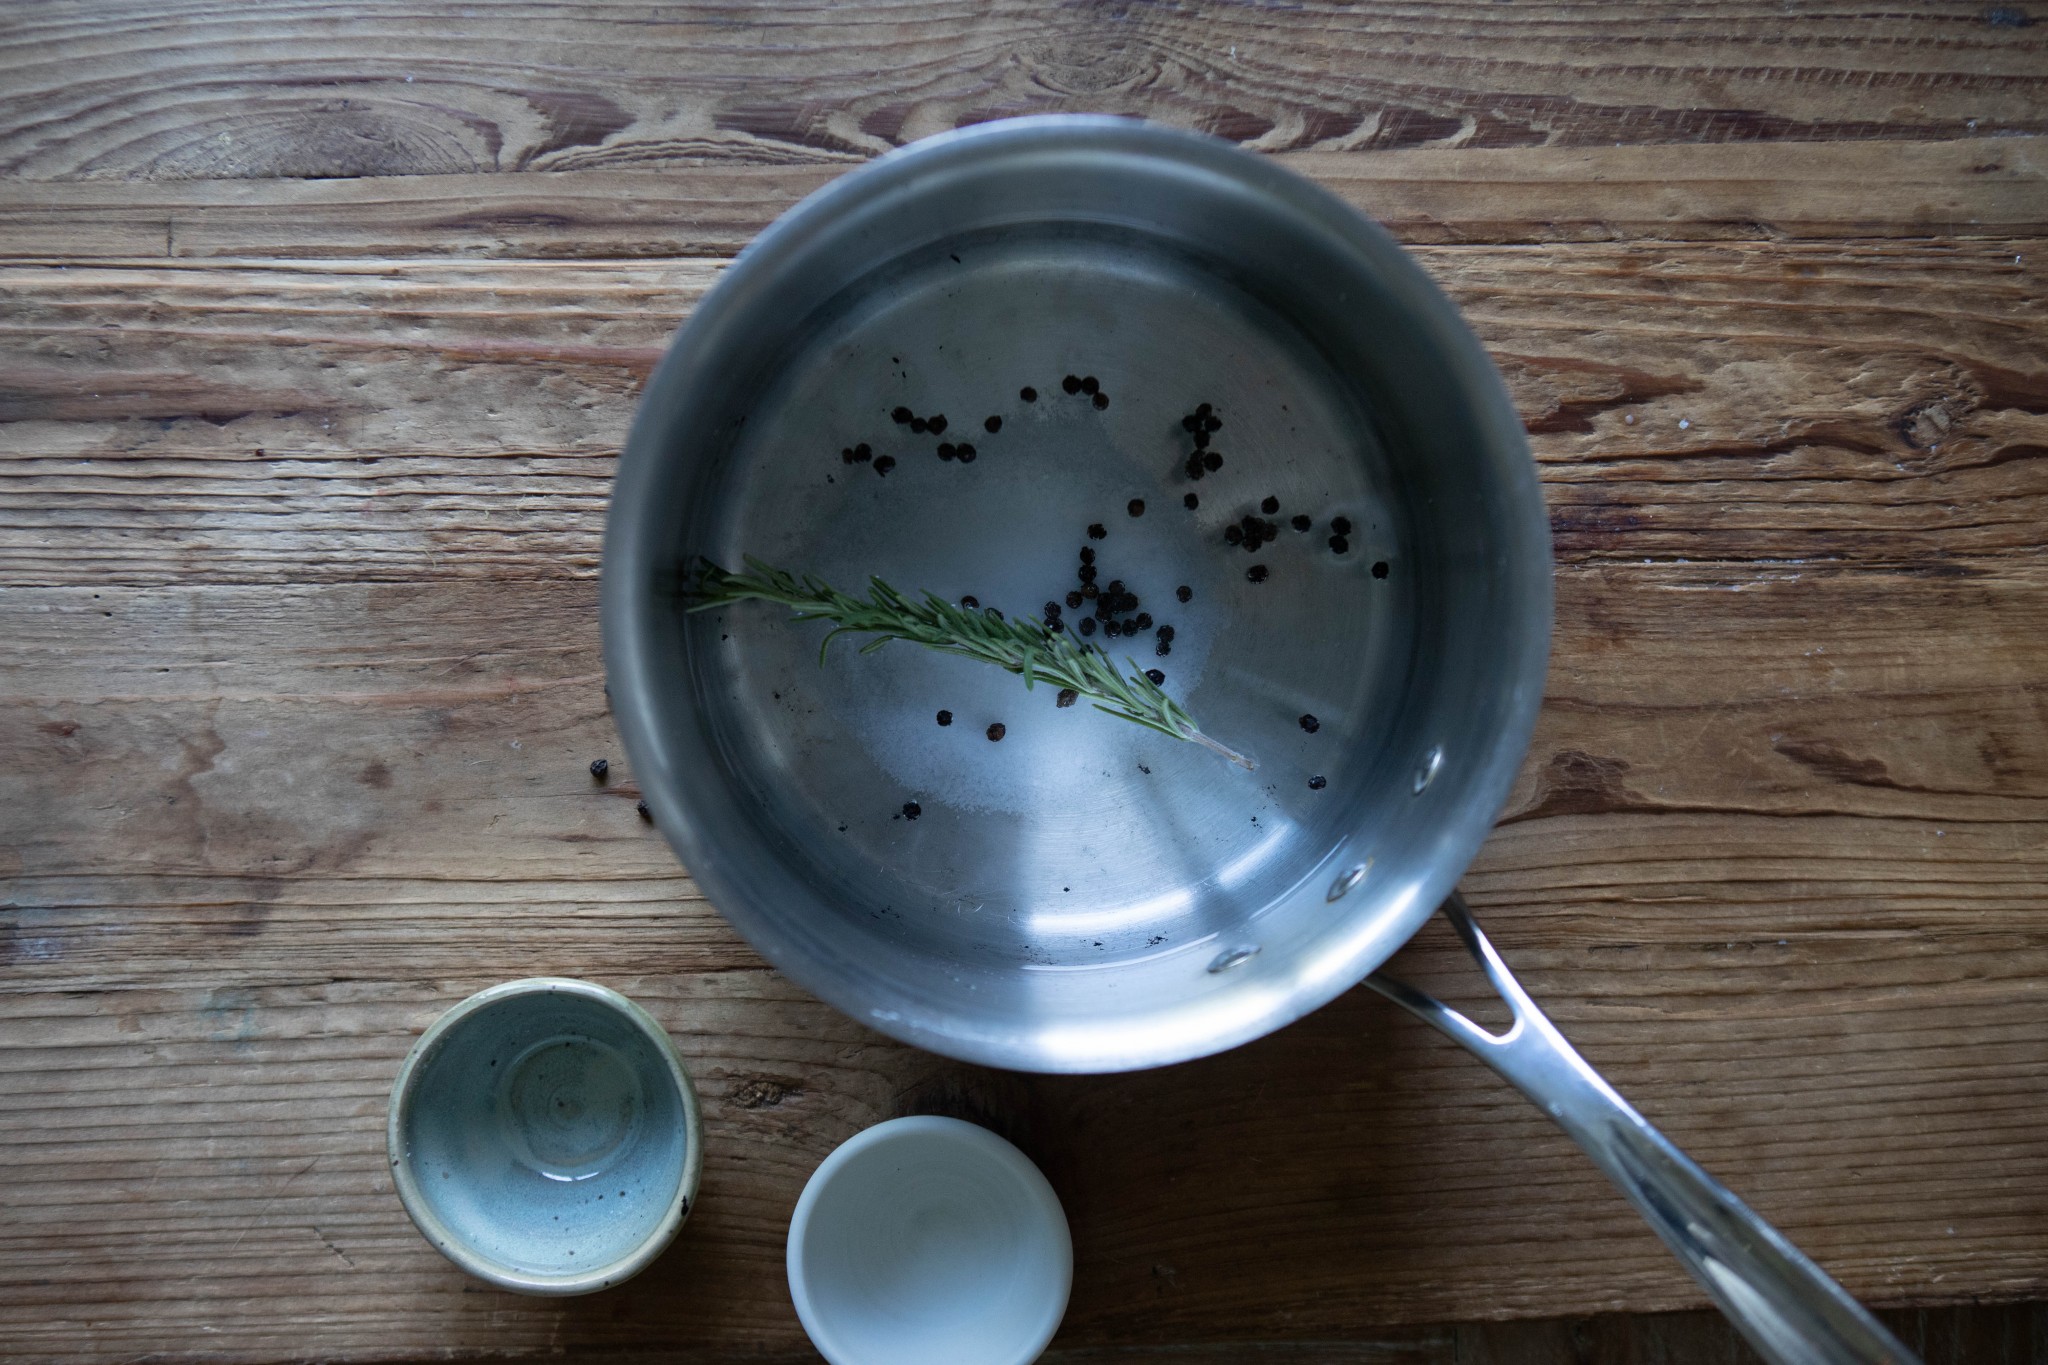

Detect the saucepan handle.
xmin=1364 ymin=893 xmax=1919 ymax=1365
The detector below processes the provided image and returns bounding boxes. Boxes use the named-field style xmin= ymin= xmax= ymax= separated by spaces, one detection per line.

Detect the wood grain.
xmin=0 ymin=137 xmax=2043 ymax=260
xmin=1 ymin=238 xmax=2040 ymax=586
xmin=2 ymin=1 xmax=2042 ymax=185
xmin=5 ymin=374 xmax=2045 ymax=1352
xmin=3 ymin=0 xmax=2046 ymax=1360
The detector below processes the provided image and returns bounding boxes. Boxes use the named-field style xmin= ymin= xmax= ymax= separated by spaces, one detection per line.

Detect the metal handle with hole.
xmin=1364 ymin=894 xmax=1919 ymax=1365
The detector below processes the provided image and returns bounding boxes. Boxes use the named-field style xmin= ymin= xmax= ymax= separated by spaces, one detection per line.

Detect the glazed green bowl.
xmin=387 ymin=978 xmax=703 ymax=1294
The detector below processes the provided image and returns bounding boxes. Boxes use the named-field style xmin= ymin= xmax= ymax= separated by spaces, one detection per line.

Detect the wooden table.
xmin=3 ymin=5 xmax=2044 ymax=1362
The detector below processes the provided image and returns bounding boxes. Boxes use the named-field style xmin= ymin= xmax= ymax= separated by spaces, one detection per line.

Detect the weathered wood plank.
xmin=0 ymin=138 xmax=2040 ymax=261
xmin=5 ymin=564 xmax=2045 ymax=893
xmin=2 ymin=0 xmax=2041 ymax=186
xmin=1 ymin=918 xmax=2042 ymax=1359
xmin=357 ymin=1302 xmax=2048 ymax=1364
xmin=1 ymin=239 xmax=2041 ymax=586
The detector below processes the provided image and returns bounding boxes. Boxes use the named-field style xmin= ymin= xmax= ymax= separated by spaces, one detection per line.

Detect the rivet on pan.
xmin=1326 ymin=862 xmax=1370 ymax=902
xmin=1207 ymin=946 xmax=1260 ymax=974
xmin=1413 ymin=746 xmax=1444 ymax=795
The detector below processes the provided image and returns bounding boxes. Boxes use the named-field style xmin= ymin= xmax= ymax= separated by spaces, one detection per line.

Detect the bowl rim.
xmin=786 ymin=1115 xmax=1073 ymax=1365
xmin=385 ymin=976 xmax=704 ymax=1295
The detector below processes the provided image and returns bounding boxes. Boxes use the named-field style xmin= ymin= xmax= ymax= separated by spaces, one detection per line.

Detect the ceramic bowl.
xmin=387 ymin=978 xmax=702 ymax=1294
xmin=787 ymin=1116 xmax=1072 ymax=1365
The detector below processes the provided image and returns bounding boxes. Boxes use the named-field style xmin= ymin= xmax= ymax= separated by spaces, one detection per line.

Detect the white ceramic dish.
xmin=787 ymin=1115 xmax=1072 ymax=1365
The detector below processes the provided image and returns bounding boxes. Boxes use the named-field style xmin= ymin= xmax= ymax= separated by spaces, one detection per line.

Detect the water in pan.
xmin=689 ymin=228 xmax=1408 ymax=967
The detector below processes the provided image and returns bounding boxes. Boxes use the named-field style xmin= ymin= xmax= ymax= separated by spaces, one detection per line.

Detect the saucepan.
xmin=603 ymin=116 xmax=1915 ymax=1364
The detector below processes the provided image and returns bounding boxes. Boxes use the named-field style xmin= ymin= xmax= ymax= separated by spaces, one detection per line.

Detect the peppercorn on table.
xmin=2 ymin=4 xmax=2046 ymax=1362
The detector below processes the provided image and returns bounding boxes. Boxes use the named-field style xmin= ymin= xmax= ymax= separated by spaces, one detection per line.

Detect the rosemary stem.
xmin=688 ymin=556 xmax=1256 ymax=771
xmin=1186 ymin=729 xmax=1256 ymax=771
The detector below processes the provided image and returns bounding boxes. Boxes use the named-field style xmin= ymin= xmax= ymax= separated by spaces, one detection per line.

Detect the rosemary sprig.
xmin=688 ymin=556 xmax=1255 ymax=770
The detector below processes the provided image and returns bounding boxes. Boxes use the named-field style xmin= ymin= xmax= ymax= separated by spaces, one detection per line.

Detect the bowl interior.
xmin=395 ymin=984 xmax=692 ymax=1287
xmin=790 ymin=1117 xmax=1072 ymax=1365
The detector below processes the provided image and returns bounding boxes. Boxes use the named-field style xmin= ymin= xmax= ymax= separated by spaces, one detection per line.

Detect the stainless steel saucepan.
xmin=603 ymin=116 xmax=1916 ymax=1364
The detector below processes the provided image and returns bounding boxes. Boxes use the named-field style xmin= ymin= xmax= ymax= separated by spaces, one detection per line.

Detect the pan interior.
xmin=689 ymin=223 xmax=1412 ymax=973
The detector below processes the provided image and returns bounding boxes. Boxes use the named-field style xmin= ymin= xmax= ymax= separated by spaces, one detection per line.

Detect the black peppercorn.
xmin=1193 ymin=429 xmax=1209 ymax=449
xmin=1046 ymin=618 xmax=1065 ymax=633
xmin=985 ymin=415 xmax=1002 ymax=433
xmin=1062 ymin=374 xmax=1081 ymax=394
xmin=1156 ymin=640 xmax=1171 ymax=656
xmin=1088 ymin=523 xmax=1106 ymax=540
xmin=910 ymin=417 xmax=928 ymax=433
xmin=1079 ymin=546 xmax=1095 ymax=564
xmin=1093 ymin=392 xmax=1108 ymax=409
xmin=903 ymin=800 xmax=921 ymax=819
xmin=1247 ymin=564 xmax=1269 ymax=583
xmin=1196 ymin=402 xmax=1211 ymax=416
xmin=1127 ymin=498 xmax=1144 ymax=517
xmin=1224 ymin=525 xmax=1243 ymax=545
xmin=1157 ymin=624 xmax=1174 ymax=641
xmin=636 ymin=799 xmax=651 ymax=821
xmin=1372 ymin=560 xmax=1389 ymax=578
xmin=1103 ymin=619 xmax=1120 ymax=637
xmin=1203 ymin=451 xmax=1222 ymax=471
xmin=1308 ymin=775 xmax=1327 ymax=790
xmin=841 ymin=447 xmax=855 ymax=464
xmin=986 ymin=722 xmax=1006 ymax=742
xmin=891 ymin=406 xmax=913 ymax=424
xmin=1329 ymin=535 xmax=1350 ymax=553
xmin=937 ymin=442 xmax=956 ymax=459
xmin=1146 ymin=668 xmax=1166 ymax=685
xmin=1332 ymin=516 xmax=1353 ymax=535
xmin=1176 ymin=585 xmax=1192 ymax=603
xmin=1078 ymin=565 xmax=1097 ymax=584
xmin=1292 ymin=514 xmax=1312 ymax=532
xmin=589 ymin=758 xmax=609 ymax=780
xmin=1261 ymin=495 xmax=1279 ymax=514
xmin=984 ymin=607 xmax=1004 ymax=621
xmin=1079 ymin=617 xmax=1096 ymax=635
xmin=956 ymin=444 xmax=976 ymax=462
xmin=937 ymin=710 xmax=953 ymax=726
xmin=1185 ymin=456 xmax=1206 ymax=480
xmin=1079 ymin=375 xmax=1099 ymax=395
xmin=1299 ymin=713 xmax=1320 ymax=733
xmin=1082 ymin=582 xmax=1098 ymax=599
xmin=1181 ymin=414 xmax=1198 ymax=431
xmin=928 ymin=414 xmax=947 ymax=434
xmin=1205 ymin=414 xmax=1222 ymax=432
xmin=1183 ymin=492 xmax=1199 ymax=510
xmin=1056 ymin=688 xmax=1078 ymax=708
xmin=961 ymin=595 xmax=978 ymax=608
xmin=1044 ymin=601 xmax=1062 ymax=618
xmin=1066 ymin=590 xmax=1084 ymax=608
xmin=1020 ymin=386 xmax=1037 ymax=402
xmin=1133 ymin=612 xmax=1152 ymax=630
xmin=873 ymin=455 xmax=896 ymax=476
xmin=1105 ymin=579 xmax=1124 ymax=595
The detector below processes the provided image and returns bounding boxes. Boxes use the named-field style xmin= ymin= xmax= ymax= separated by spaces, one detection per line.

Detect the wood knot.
xmin=727 ymin=1074 xmax=804 ymax=1109
xmin=1894 ymin=397 xmax=1968 ymax=449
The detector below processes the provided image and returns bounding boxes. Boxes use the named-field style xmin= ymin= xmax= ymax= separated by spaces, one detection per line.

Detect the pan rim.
xmin=602 ymin=115 xmax=1553 ymax=1072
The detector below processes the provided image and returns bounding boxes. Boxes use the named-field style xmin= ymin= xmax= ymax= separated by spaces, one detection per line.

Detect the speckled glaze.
xmin=387 ymin=978 xmax=703 ymax=1295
